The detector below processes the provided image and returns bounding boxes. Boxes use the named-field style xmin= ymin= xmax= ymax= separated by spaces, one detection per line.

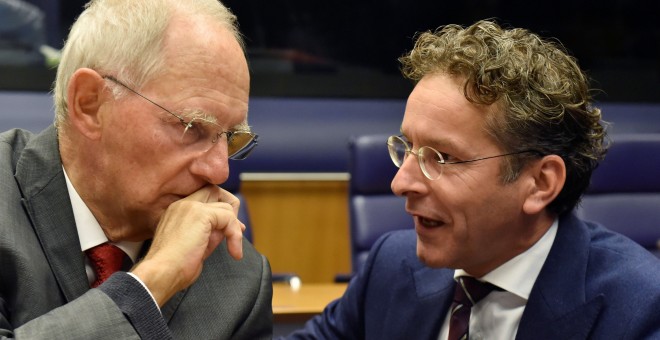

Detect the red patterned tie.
xmin=448 ymin=276 xmax=499 ymax=340
xmin=86 ymin=243 xmax=126 ymax=288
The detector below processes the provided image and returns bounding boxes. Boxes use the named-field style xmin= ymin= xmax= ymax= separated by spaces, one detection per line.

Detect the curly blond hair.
xmin=399 ymin=19 xmax=607 ymax=214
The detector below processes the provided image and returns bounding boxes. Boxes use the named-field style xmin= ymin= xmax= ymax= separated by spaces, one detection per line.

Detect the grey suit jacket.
xmin=0 ymin=126 xmax=273 ymax=339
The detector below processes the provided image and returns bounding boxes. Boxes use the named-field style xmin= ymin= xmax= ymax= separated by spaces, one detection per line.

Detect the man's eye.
xmin=441 ymin=152 xmax=460 ymax=163
xmin=427 ymin=151 xmax=448 ymax=164
xmin=183 ymin=120 xmax=199 ymax=133
xmin=180 ymin=120 xmax=206 ymax=143
xmin=428 ymin=149 xmax=456 ymax=163
xmin=225 ymin=131 xmax=236 ymax=144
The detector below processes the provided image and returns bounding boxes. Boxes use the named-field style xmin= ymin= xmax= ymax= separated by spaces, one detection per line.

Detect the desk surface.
xmin=273 ymin=283 xmax=348 ymax=322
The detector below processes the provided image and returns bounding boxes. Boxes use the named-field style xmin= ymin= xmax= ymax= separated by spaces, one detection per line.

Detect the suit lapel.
xmin=381 ymin=257 xmax=454 ymax=340
xmin=14 ymin=126 xmax=194 ymax=319
xmin=16 ymin=126 xmax=90 ymax=302
xmin=519 ymin=295 xmax=604 ymax=339
xmin=516 ymin=213 xmax=605 ymax=339
xmin=411 ymin=265 xmax=455 ymax=340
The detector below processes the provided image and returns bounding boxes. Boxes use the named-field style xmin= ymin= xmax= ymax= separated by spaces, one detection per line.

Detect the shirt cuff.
xmin=99 ymin=272 xmax=172 ymax=339
xmin=127 ymin=271 xmax=161 ymax=314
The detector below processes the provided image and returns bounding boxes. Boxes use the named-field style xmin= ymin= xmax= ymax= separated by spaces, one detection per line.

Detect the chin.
xmin=416 ymin=241 xmax=450 ymax=268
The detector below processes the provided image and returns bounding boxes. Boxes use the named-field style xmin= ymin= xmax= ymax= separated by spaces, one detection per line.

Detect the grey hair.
xmin=53 ymin=0 xmax=242 ymax=127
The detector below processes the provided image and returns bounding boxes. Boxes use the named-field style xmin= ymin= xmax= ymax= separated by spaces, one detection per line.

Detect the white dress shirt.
xmin=63 ymin=168 xmax=158 ymax=308
xmin=438 ymin=219 xmax=558 ymax=340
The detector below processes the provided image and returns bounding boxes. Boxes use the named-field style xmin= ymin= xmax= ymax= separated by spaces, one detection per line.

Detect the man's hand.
xmin=130 ymin=185 xmax=245 ymax=306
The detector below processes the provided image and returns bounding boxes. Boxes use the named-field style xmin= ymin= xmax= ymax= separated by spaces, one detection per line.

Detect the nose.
xmin=391 ymin=154 xmax=426 ymax=197
xmin=189 ymin=140 xmax=230 ymax=185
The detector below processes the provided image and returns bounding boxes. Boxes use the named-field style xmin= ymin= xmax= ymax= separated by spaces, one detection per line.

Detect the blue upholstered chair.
xmin=343 ymin=134 xmax=412 ymax=279
xmin=575 ymin=133 xmax=660 ymax=257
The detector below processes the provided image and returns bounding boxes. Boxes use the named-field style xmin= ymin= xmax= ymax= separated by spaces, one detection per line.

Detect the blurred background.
xmin=1 ymin=0 xmax=659 ymax=102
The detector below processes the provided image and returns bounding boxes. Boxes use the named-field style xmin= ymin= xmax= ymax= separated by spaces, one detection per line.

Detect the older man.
xmin=0 ymin=0 xmax=271 ymax=338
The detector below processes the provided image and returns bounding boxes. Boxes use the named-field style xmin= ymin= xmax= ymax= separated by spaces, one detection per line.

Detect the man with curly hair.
xmin=283 ymin=20 xmax=660 ymax=340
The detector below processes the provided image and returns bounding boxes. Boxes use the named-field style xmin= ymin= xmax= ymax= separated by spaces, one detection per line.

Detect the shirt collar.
xmin=63 ymin=167 xmax=143 ymax=263
xmin=454 ymin=218 xmax=558 ymax=300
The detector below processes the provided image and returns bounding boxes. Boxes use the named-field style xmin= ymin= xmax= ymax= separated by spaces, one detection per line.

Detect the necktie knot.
xmin=86 ymin=243 xmax=127 ymax=288
xmin=448 ymin=276 xmax=499 ymax=340
xmin=453 ymin=276 xmax=499 ymax=307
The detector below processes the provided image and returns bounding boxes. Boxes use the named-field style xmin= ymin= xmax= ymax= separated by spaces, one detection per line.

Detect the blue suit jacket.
xmin=286 ymin=213 xmax=660 ymax=339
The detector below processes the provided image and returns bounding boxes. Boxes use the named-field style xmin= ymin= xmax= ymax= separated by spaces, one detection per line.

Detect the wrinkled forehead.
xmin=401 ymin=74 xmax=498 ymax=148
xmin=155 ymin=17 xmax=249 ymax=124
xmin=163 ymin=15 xmax=248 ymax=82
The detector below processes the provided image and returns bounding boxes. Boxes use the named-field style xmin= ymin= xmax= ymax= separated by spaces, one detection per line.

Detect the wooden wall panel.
xmin=241 ymin=179 xmax=351 ymax=283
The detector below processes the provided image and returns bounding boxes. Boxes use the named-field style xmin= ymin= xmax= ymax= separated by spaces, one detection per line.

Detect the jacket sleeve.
xmin=4 ymin=273 xmax=171 ymax=340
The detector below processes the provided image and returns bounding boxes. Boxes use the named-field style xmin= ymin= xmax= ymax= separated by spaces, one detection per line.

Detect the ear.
xmin=66 ymin=68 xmax=108 ymax=140
xmin=522 ymin=155 xmax=566 ymax=214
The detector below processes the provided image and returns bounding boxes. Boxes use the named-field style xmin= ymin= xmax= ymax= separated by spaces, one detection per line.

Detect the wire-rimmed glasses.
xmin=387 ymin=135 xmax=540 ymax=180
xmin=103 ymin=75 xmax=258 ymax=160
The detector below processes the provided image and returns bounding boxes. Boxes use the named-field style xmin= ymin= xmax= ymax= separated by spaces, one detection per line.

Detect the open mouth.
xmin=417 ymin=216 xmax=445 ymax=228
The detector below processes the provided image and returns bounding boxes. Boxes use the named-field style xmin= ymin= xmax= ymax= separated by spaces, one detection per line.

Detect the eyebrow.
xmin=179 ymin=109 xmax=252 ymax=136
xmin=399 ymin=129 xmax=460 ymax=151
xmin=179 ymin=109 xmax=219 ymax=125
xmin=428 ymin=137 xmax=460 ymax=151
xmin=233 ymin=121 xmax=251 ymax=131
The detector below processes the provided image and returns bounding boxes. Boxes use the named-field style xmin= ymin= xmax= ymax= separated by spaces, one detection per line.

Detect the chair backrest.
xmin=575 ymin=133 xmax=660 ymax=257
xmin=348 ymin=134 xmax=412 ymax=274
xmin=221 ymin=169 xmax=253 ymax=243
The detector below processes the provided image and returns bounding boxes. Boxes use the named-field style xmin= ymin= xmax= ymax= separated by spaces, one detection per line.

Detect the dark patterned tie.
xmin=86 ymin=243 xmax=127 ymax=288
xmin=448 ymin=276 xmax=499 ymax=340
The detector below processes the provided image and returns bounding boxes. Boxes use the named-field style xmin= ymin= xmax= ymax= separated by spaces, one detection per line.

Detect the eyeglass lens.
xmin=176 ymin=118 xmax=256 ymax=160
xmin=387 ymin=135 xmax=444 ymax=180
xmin=103 ymin=76 xmax=257 ymax=160
xmin=228 ymin=131 xmax=258 ymax=160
